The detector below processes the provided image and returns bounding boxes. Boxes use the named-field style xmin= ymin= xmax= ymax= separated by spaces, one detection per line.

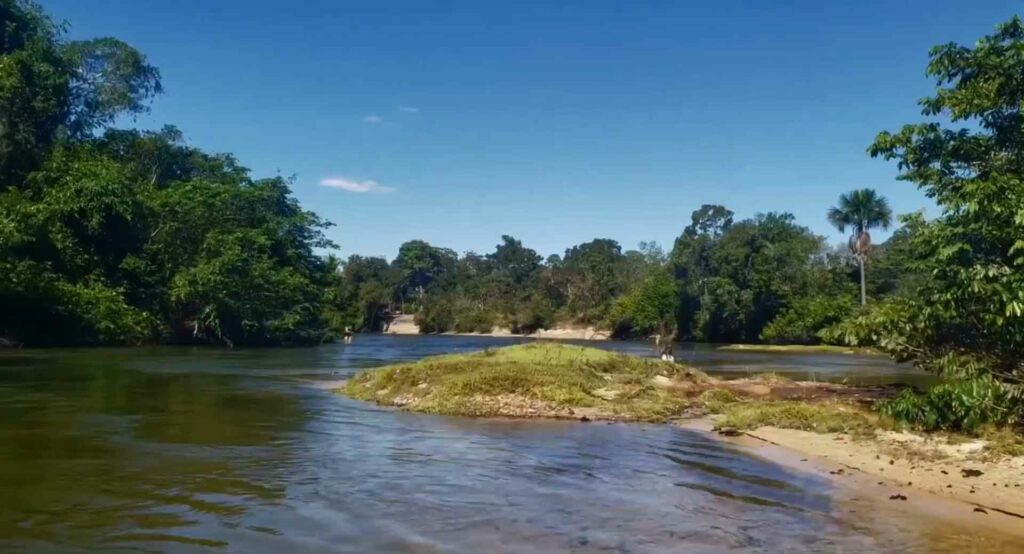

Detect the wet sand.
xmin=680 ymin=418 xmax=1024 ymax=548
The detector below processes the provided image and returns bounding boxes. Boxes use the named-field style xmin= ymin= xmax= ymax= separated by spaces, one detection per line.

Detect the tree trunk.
xmin=858 ymin=255 xmax=867 ymax=306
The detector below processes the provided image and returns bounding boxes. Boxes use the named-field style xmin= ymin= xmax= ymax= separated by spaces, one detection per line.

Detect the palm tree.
xmin=827 ymin=188 xmax=893 ymax=306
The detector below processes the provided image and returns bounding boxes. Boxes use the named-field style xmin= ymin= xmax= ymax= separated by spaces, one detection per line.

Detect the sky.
xmin=41 ymin=0 xmax=1021 ymax=259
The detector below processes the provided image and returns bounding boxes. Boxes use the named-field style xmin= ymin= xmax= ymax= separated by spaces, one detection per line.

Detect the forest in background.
xmin=2 ymin=1 xmax=1022 ymax=430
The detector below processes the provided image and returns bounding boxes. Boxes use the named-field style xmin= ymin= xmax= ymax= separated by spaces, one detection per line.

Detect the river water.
xmin=0 ymin=335 xmax=1016 ymax=552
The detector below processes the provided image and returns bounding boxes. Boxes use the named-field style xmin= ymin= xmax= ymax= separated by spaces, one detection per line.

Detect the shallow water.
xmin=0 ymin=335 xmax=1013 ymax=552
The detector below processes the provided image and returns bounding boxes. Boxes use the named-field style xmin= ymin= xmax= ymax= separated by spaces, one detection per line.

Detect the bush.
xmin=607 ymin=271 xmax=679 ymax=338
xmin=877 ymin=378 xmax=1022 ymax=432
xmin=761 ymin=295 xmax=855 ymax=344
xmin=416 ymin=299 xmax=456 ymax=333
xmin=506 ymin=294 xmax=555 ymax=334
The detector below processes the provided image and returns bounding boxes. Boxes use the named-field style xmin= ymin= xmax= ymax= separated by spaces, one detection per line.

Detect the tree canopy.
xmin=0 ymin=1 xmax=336 ymax=346
xmin=823 ymin=16 xmax=1024 ymax=430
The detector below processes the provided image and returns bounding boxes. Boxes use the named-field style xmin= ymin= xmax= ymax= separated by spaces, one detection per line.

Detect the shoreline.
xmin=381 ymin=315 xmax=889 ymax=353
xmin=676 ymin=418 xmax=1024 ymax=530
xmin=383 ymin=314 xmax=610 ymax=340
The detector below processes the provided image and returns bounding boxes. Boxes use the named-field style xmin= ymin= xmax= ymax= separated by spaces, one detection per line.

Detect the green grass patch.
xmin=698 ymin=389 xmax=743 ymax=412
xmin=717 ymin=400 xmax=881 ymax=436
xmin=340 ymin=342 xmax=707 ymax=421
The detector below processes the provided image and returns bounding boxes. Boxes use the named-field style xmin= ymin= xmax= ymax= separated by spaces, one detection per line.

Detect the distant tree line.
xmin=330 ymin=205 xmax=921 ymax=348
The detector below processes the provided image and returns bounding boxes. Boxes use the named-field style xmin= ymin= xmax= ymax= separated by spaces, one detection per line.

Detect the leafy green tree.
xmin=0 ymin=0 xmax=68 ymax=186
xmin=61 ymin=38 xmax=162 ymax=139
xmin=864 ymin=17 xmax=1024 ymax=382
xmin=671 ymin=209 xmax=823 ymax=342
xmin=488 ymin=235 xmax=541 ymax=287
xmin=332 ymin=255 xmax=395 ymax=332
xmin=1 ymin=120 xmax=336 ymax=345
xmin=608 ymin=270 xmax=679 ymax=339
xmin=829 ymin=17 xmax=1024 ymax=429
xmin=761 ymin=295 xmax=856 ymax=344
xmin=863 ymin=220 xmax=929 ymax=300
xmin=554 ymin=238 xmax=625 ymax=323
xmin=827 ymin=188 xmax=892 ymax=305
xmin=392 ymin=240 xmax=456 ymax=307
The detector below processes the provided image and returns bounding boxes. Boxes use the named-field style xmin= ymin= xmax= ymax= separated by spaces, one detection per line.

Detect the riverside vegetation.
xmin=1 ymin=1 xmax=1022 ymax=434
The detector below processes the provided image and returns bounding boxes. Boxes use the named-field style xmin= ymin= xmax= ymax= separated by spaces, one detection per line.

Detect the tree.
xmin=828 ymin=17 xmax=1024 ymax=429
xmin=608 ymin=270 xmax=679 ymax=340
xmin=61 ymin=38 xmax=162 ymax=139
xmin=556 ymin=239 xmax=625 ymax=323
xmin=670 ymin=208 xmax=823 ymax=343
xmin=331 ymin=255 xmax=394 ymax=332
xmin=827 ymin=188 xmax=892 ymax=305
xmin=392 ymin=240 xmax=456 ymax=306
xmin=0 ymin=0 xmax=69 ymax=186
xmin=488 ymin=235 xmax=541 ymax=288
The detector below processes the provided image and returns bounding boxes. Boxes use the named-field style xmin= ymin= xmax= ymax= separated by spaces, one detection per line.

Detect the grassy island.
xmin=338 ymin=343 xmax=892 ymax=424
xmin=340 ymin=343 xmax=710 ymax=421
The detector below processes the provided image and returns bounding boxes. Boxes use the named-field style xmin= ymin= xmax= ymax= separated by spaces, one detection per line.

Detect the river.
xmin=0 ymin=335 xmax=1016 ymax=552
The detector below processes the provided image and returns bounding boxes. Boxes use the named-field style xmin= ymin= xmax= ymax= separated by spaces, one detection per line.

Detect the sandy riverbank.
xmin=678 ymin=418 xmax=1024 ymax=527
xmin=675 ymin=419 xmax=1024 ymax=549
xmin=383 ymin=314 xmax=610 ymax=340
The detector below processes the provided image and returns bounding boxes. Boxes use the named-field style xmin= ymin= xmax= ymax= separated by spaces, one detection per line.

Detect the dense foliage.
xmin=1 ymin=0 xmax=336 ymax=346
xmin=331 ymin=206 xmax=865 ymax=346
xmin=831 ymin=17 xmax=1024 ymax=430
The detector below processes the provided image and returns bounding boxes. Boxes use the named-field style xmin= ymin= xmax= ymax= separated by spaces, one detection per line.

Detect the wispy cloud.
xmin=362 ymin=114 xmax=383 ymax=124
xmin=320 ymin=177 xmax=395 ymax=194
xmin=397 ymin=105 xmax=419 ymax=113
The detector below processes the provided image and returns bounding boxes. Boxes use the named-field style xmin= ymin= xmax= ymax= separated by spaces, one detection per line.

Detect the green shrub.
xmin=876 ymin=378 xmax=1022 ymax=432
xmin=761 ymin=295 xmax=855 ymax=344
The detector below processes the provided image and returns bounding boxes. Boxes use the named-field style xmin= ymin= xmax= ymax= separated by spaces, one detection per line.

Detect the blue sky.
xmin=42 ymin=0 xmax=1020 ymax=259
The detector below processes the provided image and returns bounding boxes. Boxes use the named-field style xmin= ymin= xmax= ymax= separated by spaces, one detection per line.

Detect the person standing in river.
xmin=654 ymin=333 xmax=675 ymax=362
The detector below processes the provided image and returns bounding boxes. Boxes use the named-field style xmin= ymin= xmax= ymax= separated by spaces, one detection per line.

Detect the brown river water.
xmin=1 ymin=335 xmax=1019 ymax=552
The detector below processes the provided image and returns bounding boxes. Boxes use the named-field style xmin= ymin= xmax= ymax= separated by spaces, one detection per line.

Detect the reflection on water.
xmin=0 ymin=335 xmax=1012 ymax=552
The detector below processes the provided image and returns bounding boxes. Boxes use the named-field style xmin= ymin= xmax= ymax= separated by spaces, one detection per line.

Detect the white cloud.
xmin=319 ymin=177 xmax=395 ymax=194
xmin=397 ymin=105 xmax=419 ymax=113
xmin=362 ymin=114 xmax=383 ymax=124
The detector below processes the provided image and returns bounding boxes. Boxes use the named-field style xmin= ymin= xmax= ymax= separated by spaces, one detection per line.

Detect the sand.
xmin=382 ymin=314 xmax=610 ymax=340
xmin=678 ymin=418 xmax=1024 ymax=541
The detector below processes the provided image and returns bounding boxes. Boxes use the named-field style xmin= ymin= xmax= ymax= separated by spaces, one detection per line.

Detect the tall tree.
xmin=61 ymin=37 xmax=162 ymax=139
xmin=556 ymin=239 xmax=625 ymax=323
xmin=392 ymin=240 xmax=456 ymax=306
xmin=836 ymin=17 xmax=1024 ymax=417
xmin=0 ymin=0 xmax=68 ymax=186
xmin=827 ymin=188 xmax=892 ymax=305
